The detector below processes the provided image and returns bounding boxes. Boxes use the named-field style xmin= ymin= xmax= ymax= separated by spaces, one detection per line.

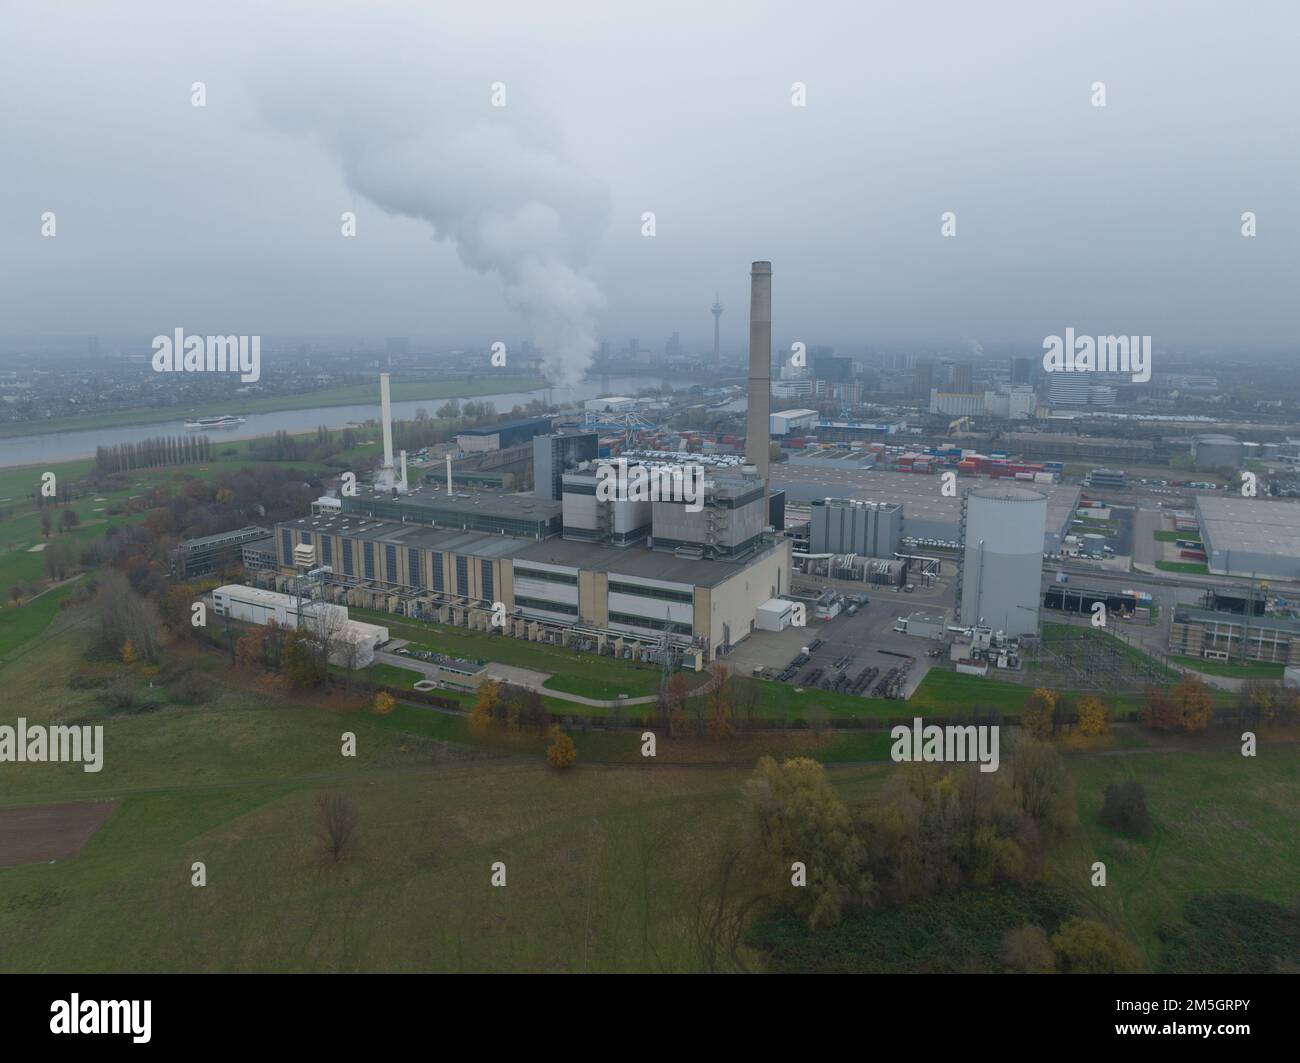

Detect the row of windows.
xmin=513 ymin=565 xmax=578 ymax=586
xmin=609 ymin=611 xmax=693 ymax=636
xmin=481 ymin=559 xmax=494 ymax=602
xmin=608 ymin=580 xmax=694 ymax=604
xmin=408 ymin=547 xmax=422 ymax=589
xmin=515 ymin=595 xmax=579 ymax=616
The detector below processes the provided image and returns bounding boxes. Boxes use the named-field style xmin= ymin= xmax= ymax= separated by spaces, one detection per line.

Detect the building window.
xmin=481 ymin=559 xmax=494 ymax=602
xmin=609 ymin=611 xmax=692 ymax=636
xmin=321 ymin=537 xmax=333 ymax=566
xmin=455 ymin=555 xmax=468 ymax=597
xmin=342 ymin=538 xmax=353 ymax=576
xmin=384 ymin=544 xmax=397 ymax=584
xmin=608 ymin=580 xmax=694 ymax=604
xmin=431 ymin=551 xmax=444 ymax=592
xmin=515 ymin=595 xmax=578 ymax=616
xmin=513 ymin=565 xmax=578 ymax=586
xmin=363 ymin=543 xmax=375 ymax=580
xmin=408 ymin=548 xmax=422 ymax=588
xmin=281 ymin=529 xmax=292 ymax=562
xmin=301 ymin=531 xmax=312 ymax=544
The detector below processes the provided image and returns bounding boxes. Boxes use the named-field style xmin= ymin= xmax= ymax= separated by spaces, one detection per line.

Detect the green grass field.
xmin=1169 ymin=655 xmax=1286 ymax=679
xmin=1156 ymin=560 xmax=1210 ymax=575
xmin=1067 ymin=741 xmax=1300 ymax=970
xmin=1154 ymin=530 xmax=1201 ymax=543
xmin=0 ymin=615 xmax=1294 ymax=973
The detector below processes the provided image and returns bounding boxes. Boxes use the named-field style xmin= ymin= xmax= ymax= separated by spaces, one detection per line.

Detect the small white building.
xmin=755 ymin=598 xmax=795 ymax=632
xmin=770 ymin=409 xmax=818 ymax=436
xmin=211 ymin=585 xmax=389 ymax=668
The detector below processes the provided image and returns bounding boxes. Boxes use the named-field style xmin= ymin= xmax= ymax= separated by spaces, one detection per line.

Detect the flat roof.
xmin=345 ymin=485 xmax=561 ymax=523
xmin=1175 ymin=606 xmax=1300 ymax=634
xmin=283 ymin=514 xmax=780 ymax=588
xmin=773 ymin=466 xmax=1079 ymax=532
xmin=456 ymin=417 xmax=552 ymax=436
xmin=515 ymin=537 xmax=783 ymax=589
xmin=1196 ymin=496 xmax=1300 ymax=558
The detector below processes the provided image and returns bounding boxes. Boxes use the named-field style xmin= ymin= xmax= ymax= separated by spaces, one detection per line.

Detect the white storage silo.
xmin=959 ymin=485 xmax=1047 ymax=636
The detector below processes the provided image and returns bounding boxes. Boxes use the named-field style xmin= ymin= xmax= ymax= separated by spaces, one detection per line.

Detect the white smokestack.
xmin=745 ymin=261 xmax=772 ymax=521
xmin=380 ymin=372 xmax=395 ymax=471
xmin=446 ymin=454 xmax=453 ymax=495
xmin=399 ymin=449 xmax=408 ymax=491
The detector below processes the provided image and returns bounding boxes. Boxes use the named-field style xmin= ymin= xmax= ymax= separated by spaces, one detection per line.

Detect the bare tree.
xmin=314 ymin=791 xmax=359 ymax=863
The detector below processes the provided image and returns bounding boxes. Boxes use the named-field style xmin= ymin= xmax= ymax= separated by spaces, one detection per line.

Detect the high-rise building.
xmin=912 ymin=360 xmax=934 ymax=398
xmin=1011 ymin=356 xmax=1033 ymax=384
xmin=952 ymin=361 xmax=973 ymax=392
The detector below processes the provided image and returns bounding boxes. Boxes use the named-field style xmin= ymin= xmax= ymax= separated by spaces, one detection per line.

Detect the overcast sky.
xmin=2 ymin=0 xmax=1297 ymax=367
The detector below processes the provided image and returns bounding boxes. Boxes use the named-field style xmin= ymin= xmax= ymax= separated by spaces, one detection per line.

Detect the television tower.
xmin=711 ymin=296 xmax=723 ymax=366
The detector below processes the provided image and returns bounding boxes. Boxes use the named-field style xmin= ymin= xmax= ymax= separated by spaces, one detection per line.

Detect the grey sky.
xmin=2 ymin=0 xmax=1296 ymax=362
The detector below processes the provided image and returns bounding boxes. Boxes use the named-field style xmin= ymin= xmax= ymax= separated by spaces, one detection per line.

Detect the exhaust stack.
xmin=745 ymin=261 xmax=772 ymax=515
xmin=380 ymin=372 xmax=395 ymax=472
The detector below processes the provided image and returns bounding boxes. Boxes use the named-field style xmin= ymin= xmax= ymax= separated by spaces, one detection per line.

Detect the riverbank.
xmin=0 ymin=373 xmax=545 ymax=440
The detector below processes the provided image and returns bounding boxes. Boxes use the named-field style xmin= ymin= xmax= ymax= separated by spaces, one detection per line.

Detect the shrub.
xmin=1100 ymin=781 xmax=1153 ymax=838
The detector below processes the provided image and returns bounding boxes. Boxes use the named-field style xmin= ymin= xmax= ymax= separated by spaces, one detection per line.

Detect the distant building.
xmin=171 ymin=526 xmax=272 ymax=578
xmin=455 ymin=416 xmax=553 ymax=453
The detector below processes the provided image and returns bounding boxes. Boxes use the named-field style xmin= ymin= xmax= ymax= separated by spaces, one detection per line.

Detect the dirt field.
xmin=0 ymin=801 xmax=117 ymax=868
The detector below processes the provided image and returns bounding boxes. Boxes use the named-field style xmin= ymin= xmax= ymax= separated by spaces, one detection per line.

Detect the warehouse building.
xmin=271 ymin=512 xmax=791 ymax=659
xmin=770 ymin=409 xmax=818 ymax=436
xmin=1195 ymin=495 xmax=1300 ymax=580
xmin=455 ymin=416 xmax=554 ymax=453
xmin=1191 ymin=434 xmax=1243 ymax=471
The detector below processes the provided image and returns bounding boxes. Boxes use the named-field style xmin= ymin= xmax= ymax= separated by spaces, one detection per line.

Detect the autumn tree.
xmin=1143 ymin=677 xmax=1212 ymax=733
xmin=1051 ymin=917 xmax=1144 ymax=973
xmin=546 ymin=725 xmax=577 ymax=769
xmin=372 ymin=690 xmax=395 ymax=716
xmin=1020 ymin=687 xmax=1057 ymax=739
xmin=1075 ymin=695 xmax=1110 ymax=737
xmin=283 ymin=629 xmax=327 ymax=689
xmin=314 ymin=791 xmax=359 ymax=863
xmin=1009 ymin=734 xmax=1074 ymax=835
xmin=744 ymin=756 xmax=873 ymax=929
xmin=1000 ymin=924 xmax=1056 ymax=974
xmin=121 ymin=639 xmax=138 ymax=665
xmin=706 ymin=665 xmax=734 ymax=739
xmin=468 ymin=679 xmax=500 ymax=738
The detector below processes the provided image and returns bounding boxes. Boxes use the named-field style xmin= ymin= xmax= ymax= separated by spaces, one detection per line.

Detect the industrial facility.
xmin=1195 ymin=495 xmax=1300 ymax=580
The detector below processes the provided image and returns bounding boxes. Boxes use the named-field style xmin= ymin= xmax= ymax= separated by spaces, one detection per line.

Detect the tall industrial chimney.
xmin=745 ymin=261 xmax=772 ymax=510
xmin=379 ymin=372 xmax=396 ymax=473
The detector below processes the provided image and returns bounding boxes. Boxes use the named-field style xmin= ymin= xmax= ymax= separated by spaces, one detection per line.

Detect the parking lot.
xmin=726 ymin=574 xmax=955 ymax=700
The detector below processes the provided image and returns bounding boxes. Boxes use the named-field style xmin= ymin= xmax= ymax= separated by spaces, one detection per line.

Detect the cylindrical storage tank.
xmin=959 ymin=485 xmax=1047 ymax=636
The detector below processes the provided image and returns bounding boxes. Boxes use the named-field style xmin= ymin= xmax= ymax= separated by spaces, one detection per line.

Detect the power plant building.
xmin=957 ymin=485 xmax=1047 ymax=636
xmin=456 ymin=416 xmax=554 ymax=453
xmin=269 ymin=512 xmax=790 ymax=659
xmin=533 ymin=431 xmax=599 ymax=501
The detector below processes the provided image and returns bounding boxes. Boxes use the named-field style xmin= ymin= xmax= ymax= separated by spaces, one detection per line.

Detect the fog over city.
xmin=2 ymin=0 xmax=1297 ymax=370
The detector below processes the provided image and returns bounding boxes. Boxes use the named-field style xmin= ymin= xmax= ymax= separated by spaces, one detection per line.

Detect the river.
xmin=0 ymin=376 xmax=665 ymax=468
